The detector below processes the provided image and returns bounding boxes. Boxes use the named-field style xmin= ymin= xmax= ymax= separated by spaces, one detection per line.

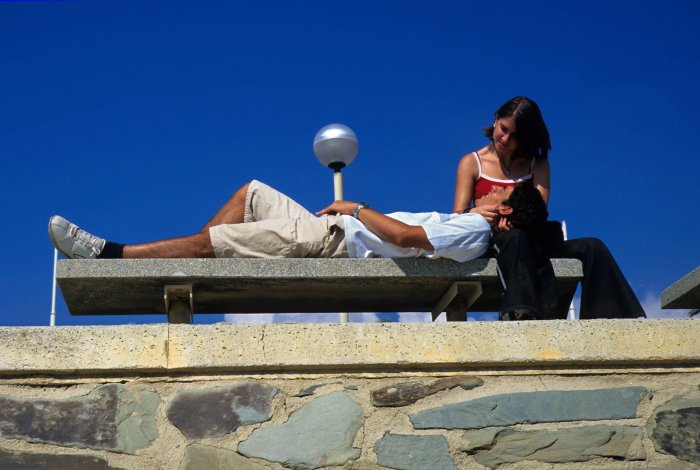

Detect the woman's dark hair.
xmin=503 ymin=183 xmax=548 ymax=230
xmin=484 ymin=96 xmax=551 ymax=161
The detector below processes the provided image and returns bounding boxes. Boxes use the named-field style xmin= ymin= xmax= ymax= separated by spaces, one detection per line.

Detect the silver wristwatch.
xmin=353 ymin=202 xmax=369 ymax=219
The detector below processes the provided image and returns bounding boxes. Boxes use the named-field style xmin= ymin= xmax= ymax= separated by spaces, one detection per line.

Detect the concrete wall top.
xmin=2 ymin=319 xmax=699 ymax=377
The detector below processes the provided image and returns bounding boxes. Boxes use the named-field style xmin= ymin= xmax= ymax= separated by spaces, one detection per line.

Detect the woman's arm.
xmin=453 ymin=153 xmax=479 ymax=213
xmin=532 ymin=158 xmax=551 ymax=204
xmin=316 ymin=201 xmax=433 ymax=250
xmin=453 ymin=152 xmax=499 ymax=225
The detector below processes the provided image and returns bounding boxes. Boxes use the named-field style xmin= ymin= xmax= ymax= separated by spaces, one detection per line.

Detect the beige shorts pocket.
xmin=290 ymin=218 xmax=327 ymax=257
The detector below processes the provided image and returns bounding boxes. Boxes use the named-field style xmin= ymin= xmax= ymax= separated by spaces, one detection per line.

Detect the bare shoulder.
xmin=458 ymin=146 xmax=489 ymax=170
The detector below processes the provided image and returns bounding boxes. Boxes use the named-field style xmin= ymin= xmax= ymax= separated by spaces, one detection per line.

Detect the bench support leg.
xmin=431 ymin=281 xmax=482 ymax=322
xmin=164 ymin=284 xmax=193 ymax=324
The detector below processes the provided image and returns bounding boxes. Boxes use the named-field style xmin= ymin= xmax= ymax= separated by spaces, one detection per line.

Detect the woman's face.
xmin=492 ymin=116 xmax=518 ymax=156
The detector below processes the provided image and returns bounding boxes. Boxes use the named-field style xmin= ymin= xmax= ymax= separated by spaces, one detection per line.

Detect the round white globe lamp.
xmin=313 ymin=123 xmax=358 ymax=200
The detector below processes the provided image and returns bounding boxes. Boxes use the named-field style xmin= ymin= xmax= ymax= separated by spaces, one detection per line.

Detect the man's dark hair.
xmin=484 ymin=96 xmax=551 ymax=162
xmin=503 ymin=184 xmax=548 ymax=230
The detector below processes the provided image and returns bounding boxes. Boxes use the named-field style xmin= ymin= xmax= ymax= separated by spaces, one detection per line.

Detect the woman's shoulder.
xmin=457 ymin=149 xmax=482 ymax=175
xmin=459 ymin=146 xmax=491 ymax=164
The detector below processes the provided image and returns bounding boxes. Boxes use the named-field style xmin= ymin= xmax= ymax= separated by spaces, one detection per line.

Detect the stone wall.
xmin=1 ymin=320 xmax=699 ymax=469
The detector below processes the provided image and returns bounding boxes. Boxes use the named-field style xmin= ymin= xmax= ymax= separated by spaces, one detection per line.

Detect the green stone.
xmin=238 ymin=391 xmax=362 ymax=469
xmin=412 ymin=387 xmax=646 ymax=429
xmin=180 ymin=444 xmax=271 ymax=470
xmin=375 ymin=433 xmax=456 ymax=470
xmin=461 ymin=425 xmax=645 ymax=468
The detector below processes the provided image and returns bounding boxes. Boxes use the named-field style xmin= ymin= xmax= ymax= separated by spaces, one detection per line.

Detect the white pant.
xmin=209 ymin=180 xmax=348 ymax=258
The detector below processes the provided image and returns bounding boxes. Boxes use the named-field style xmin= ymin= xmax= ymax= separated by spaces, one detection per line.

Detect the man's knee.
xmin=195 ymin=230 xmax=216 ymax=257
xmin=238 ymin=182 xmax=251 ymax=198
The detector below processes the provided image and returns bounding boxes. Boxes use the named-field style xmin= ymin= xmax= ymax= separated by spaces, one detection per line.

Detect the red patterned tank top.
xmin=472 ymin=152 xmax=535 ymax=201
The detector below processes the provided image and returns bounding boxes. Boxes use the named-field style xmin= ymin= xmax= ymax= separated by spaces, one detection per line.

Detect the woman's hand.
xmin=468 ymin=204 xmax=499 ymax=225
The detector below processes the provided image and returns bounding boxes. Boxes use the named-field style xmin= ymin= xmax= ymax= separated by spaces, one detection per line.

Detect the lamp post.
xmin=313 ymin=123 xmax=358 ymax=324
xmin=313 ymin=123 xmax=358 ymax=201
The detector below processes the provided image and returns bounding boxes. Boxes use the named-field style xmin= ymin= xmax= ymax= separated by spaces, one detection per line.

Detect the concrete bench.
xmin=661 ymin=265 xmax=700 ymax=309
xmin=56 ymin=258 xmax=583 ymax=324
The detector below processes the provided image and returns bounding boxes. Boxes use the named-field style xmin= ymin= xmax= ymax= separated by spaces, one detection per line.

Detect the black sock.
xmin=98 ymin=242 xmax=124 ymax=259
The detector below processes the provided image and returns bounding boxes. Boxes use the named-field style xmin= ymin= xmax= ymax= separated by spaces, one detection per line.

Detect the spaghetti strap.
xmin=529 ymin=157 xmax=536 ymax=174
xmin=473 ymin=152 xmax=483 ymax=177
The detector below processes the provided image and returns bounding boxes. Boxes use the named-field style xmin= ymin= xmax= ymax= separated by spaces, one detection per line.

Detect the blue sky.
xmin=1 ymin=1 xmax=698 ymax=326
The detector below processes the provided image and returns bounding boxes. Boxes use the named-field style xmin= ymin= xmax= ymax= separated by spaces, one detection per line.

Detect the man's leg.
xmin=559 ymin=238 xmax=645 ymax=319
xmin=50 ymin=180 xmax=331 ymax=260
xmin=202 ymin=180 xmax=317 ymax=229
xmin=49 ymin=215 xmax=217 ymax=259
xmin=123 ymin=231 xmax=215 ymax=258
xmin=491 ymin=229 xmax=543 ymax=319
xmin=50 ymin=182 xmax=254 ymax=260
xmin=200 ymin=183 xmax=250 ymax=231
xmin=126 ymin=180 xmax=276 ymax=257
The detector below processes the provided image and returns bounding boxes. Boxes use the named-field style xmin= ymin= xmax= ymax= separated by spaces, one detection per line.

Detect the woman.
xmin=454 ymin=96 xmax=550 ymax=224
xmin=453 ymin=97 xmax=644 ymax=320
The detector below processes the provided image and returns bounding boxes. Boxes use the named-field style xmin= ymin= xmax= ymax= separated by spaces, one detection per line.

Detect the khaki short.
xmin=209 ymin=180 xmax=348 ymax=258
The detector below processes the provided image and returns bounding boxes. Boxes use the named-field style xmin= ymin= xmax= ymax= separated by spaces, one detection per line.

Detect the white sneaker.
xmin=48 ymin=215 xmax=106 ymax=259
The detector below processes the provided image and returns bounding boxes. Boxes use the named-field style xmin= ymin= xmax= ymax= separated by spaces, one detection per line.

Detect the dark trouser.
xmin=490 ymin=222 xmax=645 ymax=319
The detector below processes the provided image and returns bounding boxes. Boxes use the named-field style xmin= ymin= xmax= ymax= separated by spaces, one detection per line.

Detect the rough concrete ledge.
xmin=0 ymin=325 xmax=168 ymax=374
xmin=1 ymin=319 xmax=698 ymax=376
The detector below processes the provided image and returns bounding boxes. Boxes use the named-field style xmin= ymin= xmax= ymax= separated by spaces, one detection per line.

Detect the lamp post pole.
xmin=314 ymin=124 xmax=359 ymax=324
xmin=330 ymin=162 xmax=345 ymax=201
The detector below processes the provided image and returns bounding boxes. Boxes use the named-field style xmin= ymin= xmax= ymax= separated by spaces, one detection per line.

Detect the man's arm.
xmin=316 ymin=201 xmax=434 ymax=251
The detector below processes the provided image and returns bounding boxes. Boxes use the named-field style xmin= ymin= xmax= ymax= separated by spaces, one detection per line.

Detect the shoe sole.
xmin=48 ymin=215 xmax=72 ymax=259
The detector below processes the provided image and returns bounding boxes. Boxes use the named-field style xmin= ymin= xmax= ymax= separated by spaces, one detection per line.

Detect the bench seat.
xmin=661 ymin=265 xmax=700 ymax=309
xmin=57 ymin=258 xmax=583 ymax=323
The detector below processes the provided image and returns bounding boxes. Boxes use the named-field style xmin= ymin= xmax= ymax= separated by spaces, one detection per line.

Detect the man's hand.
xmin=316 ymin=201 xmax=357 ymax=217
xmin=316 ymin=200 xmax=433 ymax=251
xmin=493 ymin=216 xmax=513 ymax=234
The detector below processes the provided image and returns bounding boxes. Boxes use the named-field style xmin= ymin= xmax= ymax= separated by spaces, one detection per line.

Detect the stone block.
xmin=0 ymin=449 xmax=118 ymax=470
xmin=460 ymin=425 xmax=646 ymax=468
xmin=371 ymin=377 xmax=483 ymax=407
xmin=180 ymin=444 xmax=272 ymax=470
xmin=375 ymin=433 xmax=456 ymax=470
xmin=411 ymin=387 xmax=646 ymax=429
xmin=0 ymin=384 xmax=159 ymax=454
xmin=293 ymin=382 xmax=342 ymax=397
xmin=647 ymin=397 xmax=700 ymax=465
xmin=166 ymin=382 xmax=277 ymax=439
xmin=238 ymin=391 xmax=362 ymax=469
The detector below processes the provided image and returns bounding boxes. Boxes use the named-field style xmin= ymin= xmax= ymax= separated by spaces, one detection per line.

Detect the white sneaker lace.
xmin=69 ymin=225 xmax=104 ymax=255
